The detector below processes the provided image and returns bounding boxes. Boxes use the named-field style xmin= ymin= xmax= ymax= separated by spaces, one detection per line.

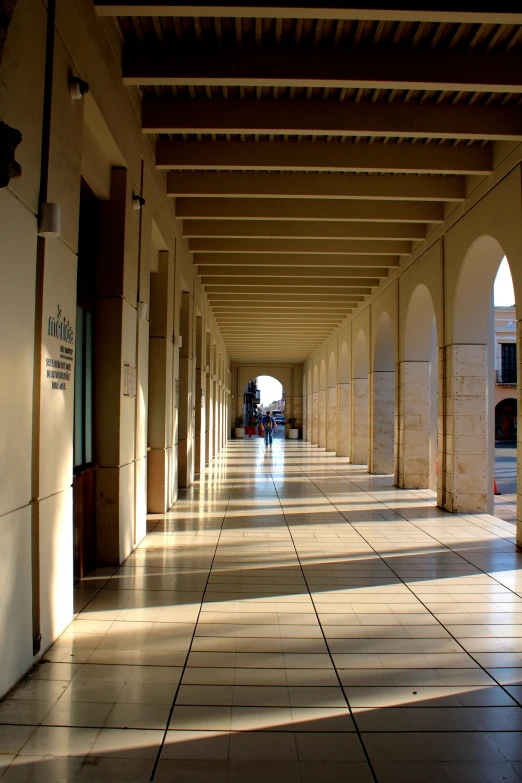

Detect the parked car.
xmin=274 ymin=414 xmax=285 ymax=424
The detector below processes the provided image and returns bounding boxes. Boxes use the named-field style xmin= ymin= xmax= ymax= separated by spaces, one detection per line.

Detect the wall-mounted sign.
xmin=45 ymin=305 xmax=74 ymax=391
xmin=123 ymin=363 xmax=137 ymax=397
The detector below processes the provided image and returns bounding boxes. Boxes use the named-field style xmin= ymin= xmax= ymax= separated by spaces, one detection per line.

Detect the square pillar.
xmin=306 ymin=393 xmax=312 ymax=442
xmin=318 ymin=389 xmax=327 ymax=448
xmin=326 ymin=386 xmax=338 ymax=452
xmin=351 ymin=378 xmax=369 ymax=465
xmin=178 ymin=292 xmax=194 ymax=489
xmin=395 ymin=361 xmax=430 ymax=489
xmin=517 ymin=323 xmax=522 ymax=547
xmin=442 ymin=345 xmax=488 ymax=514
xmin=338 ymin=382 xmax=351 ymax=458
xmin=312 ymin=391 xmax=319 ymax=444
xmin=95 ymin=168 xmax=140 ymax=564
xmin=369 ymin=371 xmax=395 ymax=474
xmin=147 ymin=250 xmax=175 ymax=514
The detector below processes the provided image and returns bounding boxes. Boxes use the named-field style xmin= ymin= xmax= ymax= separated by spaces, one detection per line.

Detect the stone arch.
xmin=370 ymin=311 xmax=395 ymax=474
xmin=405 ymin=284 xmax=436 ymax=362
xmin=326 ymin=349 xmax=338 ymax=453
xmin=447 ymin=234 xmax=516 ymax=515
xmin=338 ymin=339 xmax=350 ymax=457
xmin=353 ymin=329 xmax=369 ymax=379
xmin=374 ymin=311 xmax=395 ymax=371
xmin=399 ymin=284 xmax=438 ymax=490
xmin=351 ymin=329 xmax=369 ymax=464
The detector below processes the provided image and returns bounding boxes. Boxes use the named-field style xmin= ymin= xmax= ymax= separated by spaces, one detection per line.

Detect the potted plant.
xmin=287 ymin=417 xmax=299 ymax=439
xmin=235 ymin=414 xmax=245 ymax=439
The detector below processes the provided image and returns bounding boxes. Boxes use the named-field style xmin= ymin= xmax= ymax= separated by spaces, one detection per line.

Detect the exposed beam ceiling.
xmin=167 ymin=172 xmax=466 ymax=201
xmin=106 ymin=3 xmax=521 ymax=364
xmin=124 ymin=46 xmax=522 ymax=93
xmin=176 ymin=198 xmax=444 ymax=223
xmin=157 ymin=139 xmax=492 ymax=175
xmin=95 ymin=3 xmax=522 ymax=24
xmin=144 ymin=98 xmax=522 ymax=142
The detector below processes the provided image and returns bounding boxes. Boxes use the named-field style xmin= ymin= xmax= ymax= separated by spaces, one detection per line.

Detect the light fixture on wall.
xmin=69 ymin=75 xmax=90 ymax=100
xmin=38 ymin=202 xmax=61 ymax=237
xmin=205 ymin=365 xmax=210 ymax=374
xmin=137 ymin=301 xmax=148 ymax=320
xmin=174 ymin=335 xmax=183 ymax=348
xmin=132 ymin=194 xmax=146 ymax=210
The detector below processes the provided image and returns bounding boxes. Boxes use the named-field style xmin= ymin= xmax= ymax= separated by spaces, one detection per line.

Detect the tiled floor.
xmin=2 ymin=439 xmax=522 ymax=782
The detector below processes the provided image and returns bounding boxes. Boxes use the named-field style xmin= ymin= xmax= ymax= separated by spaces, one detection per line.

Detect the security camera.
xmin=69 ymin=76 xmax=90 ymax=100
xmin=132 ymin=194 xmax=146 ymax=210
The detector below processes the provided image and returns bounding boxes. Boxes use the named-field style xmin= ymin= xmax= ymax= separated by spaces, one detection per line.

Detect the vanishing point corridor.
xmin=2 ymin=439 xmax=522 ymax=782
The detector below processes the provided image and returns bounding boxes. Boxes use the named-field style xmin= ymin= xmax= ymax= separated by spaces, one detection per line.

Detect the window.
xmin=501 ymin=343 xmax=517 ymax=384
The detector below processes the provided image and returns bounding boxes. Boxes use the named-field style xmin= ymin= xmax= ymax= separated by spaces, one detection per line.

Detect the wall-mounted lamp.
xmin=137 ymin=301 xmax=148 ymax=321
xmin=213 ymin=374 xmax=217 ymax=382
xmin=204 ymin=365 xmax=210 ymax=374
xmin=132 ymin=194 xmax=146 ymax=210
xmin=174 ymin=335 xmax=183 ymax=348
xmin=69 ymin=75 xmax=89 ymax=100
xmin=38 ymin=202 xmax=61 ymax=237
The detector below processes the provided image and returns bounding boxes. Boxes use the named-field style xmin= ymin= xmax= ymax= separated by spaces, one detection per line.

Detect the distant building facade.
xmin=495 ymin=306 xmax=517 ymax=440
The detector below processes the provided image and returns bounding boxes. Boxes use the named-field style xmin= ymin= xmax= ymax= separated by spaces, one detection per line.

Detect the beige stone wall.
xmin=0 ymin=0 xmax=229 ymax=697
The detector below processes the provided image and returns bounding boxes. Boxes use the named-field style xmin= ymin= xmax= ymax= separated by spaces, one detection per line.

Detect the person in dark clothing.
xmin=262 ymin=410 xmax=278 ymax=446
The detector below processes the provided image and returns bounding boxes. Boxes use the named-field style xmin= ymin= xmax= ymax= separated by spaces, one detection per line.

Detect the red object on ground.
xmin=494 ymin=478 xmax=501 ymax=495
xmin=258 ymin=423 xmax=264 ymax=437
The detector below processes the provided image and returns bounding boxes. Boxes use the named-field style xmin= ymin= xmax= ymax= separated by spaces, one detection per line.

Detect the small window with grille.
xmin=501 ymin=343 xmax=517 ymax=384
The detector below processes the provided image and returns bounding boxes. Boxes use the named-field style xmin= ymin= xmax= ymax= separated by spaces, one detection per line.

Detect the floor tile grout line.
xmin=148 ymin=451 xmax=237 ymax=782
xmin=269 ymin=442 xmax=380 ymax=783
xmin=301 ymin=462 xmax=522 ymax=714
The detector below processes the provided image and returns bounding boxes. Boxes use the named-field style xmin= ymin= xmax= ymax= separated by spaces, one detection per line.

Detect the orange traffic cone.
xmin=494 ymin=478 xmax=501 ymax=495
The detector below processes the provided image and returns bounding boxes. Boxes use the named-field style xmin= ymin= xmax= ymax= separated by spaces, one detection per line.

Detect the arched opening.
xmin=400 ymin=285 xmax=438 ymax=490
xmin=352 ymin=329 xmax=369 ymax=465
xmin=451 ymin=236 xmax=516 ymax=517
xmin=371 ymin=311 xmax=395 ymax=474
xmin=495 ymin=398 xmax=517 ymax=441
xmin=240 ymin=375 xmax=286 ymax=443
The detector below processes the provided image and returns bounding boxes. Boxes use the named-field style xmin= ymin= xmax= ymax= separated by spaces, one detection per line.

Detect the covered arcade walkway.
xmin=1 ymin=439 xmax=522 ymax=782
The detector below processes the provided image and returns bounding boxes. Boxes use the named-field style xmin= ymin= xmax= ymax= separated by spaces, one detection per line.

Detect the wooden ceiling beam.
xmin=203 ymin=277 xmax=378 ymax=287
xmin=124 ymin=45 xmax=522 ymax=94
xmin=195 ymin=252 xmax=399 ymax=266
xmin=191 ymin=238 xmax=410 ymax=255
xmin=144 ymin=98 xmax=522 ymax=142
xmin=207 ymin=292 xmax=364 ymax=302
xmin=96 ymin=3 xmax=522 ymax=24
xmin=158 ymin=139 xmax=492 ymax=176
xmin=205 ymin=284 xmax=372 ymax=294
xmin=183 ymin=220 xmax=426 ymax=240
xmin=176 ymin=197 xmax=444 ymax=223
xmin=199 ymin=265 xmax=388 ymax=278
xmin=168 ymin=171 xmax=465 ymax=201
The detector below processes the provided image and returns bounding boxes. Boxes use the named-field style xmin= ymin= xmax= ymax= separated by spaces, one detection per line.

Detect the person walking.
xmin=262 ymin=410 xmax=278 ymax=447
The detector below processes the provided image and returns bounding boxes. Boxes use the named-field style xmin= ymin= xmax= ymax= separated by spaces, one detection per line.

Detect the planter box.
xmin=234 ymin=428 xmax=245 ymax=438
xmin=287 ymin=429 xmax=299 ymax=439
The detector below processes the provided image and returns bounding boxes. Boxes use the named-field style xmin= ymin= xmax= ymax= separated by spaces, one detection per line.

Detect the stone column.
xmin=351 ymin=378 xmax=369 ymax=464
xmin=517 ymin=321 xmax=522 ymax=547
xmin=442 ymin=345 xmax=488 ymax=513
xmin=148 ymin=250 xmax=175 ymax=513
xmin=95 ymin=168 xmax=140 ymax=563
xmin=395 ymin=361 xmax=430 ymax=488
xmin=318 ymin=388 xmax=327 ymax=448
xmin=338 ymin=383 xmax=351 ymax=457
xmin=369 ymin=371 xmax=395 ymax=474
xmin=306 ymin=393 xmax=312 ymax=441
xmin=204 ymin=335 xmax=213 ymax=465
xmin=326 ymin=385 xmax=338 ymax=453
xmin=178 ymin=292 xmax=194 ymax=489
xmin=194 ymin=317 xmax=205 ymax=477
xmin=312 ymin=391 xmax=319 ymax=444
